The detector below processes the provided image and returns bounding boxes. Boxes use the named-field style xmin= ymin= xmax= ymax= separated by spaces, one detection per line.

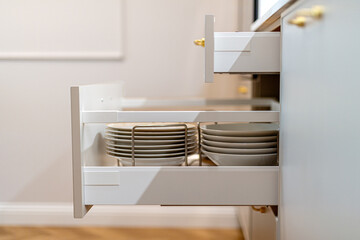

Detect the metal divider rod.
xmin=131 ymin=126 xmax=136 ymax=166
xmin=183 ymin=124 xmax=188 ymax=166
xmin=197 ymin=122 xmax=202 ymax=166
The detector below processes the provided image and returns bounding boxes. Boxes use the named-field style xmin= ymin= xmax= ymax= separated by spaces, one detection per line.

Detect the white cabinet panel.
xmin=280 ymin=0 xmax=360 ymax=239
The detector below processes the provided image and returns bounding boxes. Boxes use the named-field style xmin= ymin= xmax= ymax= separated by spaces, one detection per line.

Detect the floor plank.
xmin=0 ymin=226 xmax=244 ymax=240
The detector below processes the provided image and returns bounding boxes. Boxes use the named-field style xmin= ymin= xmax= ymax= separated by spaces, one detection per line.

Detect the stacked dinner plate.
xmin=200 ymin=123 xmax=279 ymax=166
xmin=105 ymin=123 xmax=197 ymax=166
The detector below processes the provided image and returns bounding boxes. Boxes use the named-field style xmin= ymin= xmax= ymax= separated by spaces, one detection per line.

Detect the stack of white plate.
xmin=200 ymin=123 xmax=279 ymax=166
xmin=105 ymin=123 xmax=197 ymax=166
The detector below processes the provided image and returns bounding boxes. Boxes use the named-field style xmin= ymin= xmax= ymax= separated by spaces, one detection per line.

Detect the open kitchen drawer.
xmin=71 ymin=84 xmax=280 ymax=218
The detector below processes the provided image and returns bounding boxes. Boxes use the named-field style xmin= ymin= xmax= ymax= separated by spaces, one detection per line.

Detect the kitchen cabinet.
xmin=280 ymin=0 xmax=360 ymax=239
xmin=71 ymin=0 xmax=360 ymax=239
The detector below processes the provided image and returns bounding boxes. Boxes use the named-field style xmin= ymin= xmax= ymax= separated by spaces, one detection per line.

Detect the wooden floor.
xmin=0 ymin=226 xmax=244 ymax=240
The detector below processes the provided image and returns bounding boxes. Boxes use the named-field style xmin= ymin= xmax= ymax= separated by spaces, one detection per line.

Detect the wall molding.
xmin=0 ymin=52 xmax=123 ymax=60
xmin=0 ymin=203 xmax=239 ymax=228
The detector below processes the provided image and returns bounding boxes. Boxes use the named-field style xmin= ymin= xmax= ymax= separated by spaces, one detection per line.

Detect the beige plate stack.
xmin=200 ymin=123 xmax=279 ymax=166
xmin=105 ymin=123 xmax=197 ymax=166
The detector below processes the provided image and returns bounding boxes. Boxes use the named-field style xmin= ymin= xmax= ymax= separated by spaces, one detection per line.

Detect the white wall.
xmin=0 ymin=0 xmax=240 ymax=225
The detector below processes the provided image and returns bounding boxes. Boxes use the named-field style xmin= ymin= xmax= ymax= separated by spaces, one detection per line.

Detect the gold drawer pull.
xmin=297 ymin=5 xmax=324 ymax=19
xmin=238 ymin=86 xmax=249 ymax=94
xmin=288 ymin=16 xmax=307 ymax=27
xmin=252 ymin=206 xmax=267 ymax=214
xmin=288 ymin=5 xmax=324 ymax=27
xmin=194 ymin=38 xmax=205 ymax=47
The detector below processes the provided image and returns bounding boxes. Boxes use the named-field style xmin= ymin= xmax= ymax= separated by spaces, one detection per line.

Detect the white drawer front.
xmin=84 ymin=166 xmax=279 ymax=206
xmin=214 ymin=32 xmax=280 ymax=74
xmin=204 ymin=15 xmax=280 ymax=82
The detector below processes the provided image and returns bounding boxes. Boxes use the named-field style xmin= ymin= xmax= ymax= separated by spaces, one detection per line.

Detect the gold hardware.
xmin=194 ymin=38 xmax=205 ymax=47
xmin=297 ymin=5 xmax=324 ymax=19
xmin=288 ymin=16 xmax=306 ymax=27
xmin=238 ymin=86 xmax=248 ymax=94
xmin=251 ymin=206 xmax=267 ymax=214
xmin=288 ymin=5 xmax=324 ymax=27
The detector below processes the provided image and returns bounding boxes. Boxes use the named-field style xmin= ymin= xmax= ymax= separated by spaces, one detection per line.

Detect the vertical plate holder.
xmin=204 ymin=15 xmax=280 ymax=83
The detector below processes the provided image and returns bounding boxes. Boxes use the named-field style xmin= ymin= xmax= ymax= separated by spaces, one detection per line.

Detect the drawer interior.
xmin=71 ymin=84 xmax=280 ymax=218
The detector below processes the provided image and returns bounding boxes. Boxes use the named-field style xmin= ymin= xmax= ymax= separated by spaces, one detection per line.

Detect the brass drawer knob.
xmin=194 ymin=38 xmax=205 ymax=47
xmin=297 ymin=5 xmax=324 ymax=19
xmin=238 ymin=86 xmax=249 ymax=94
xmin=288 ymin=16 xmax=307 ymax=27
xmin=252 ymin=206 xmax=267 ymax=214
xmin=288 ymin=5 xmax=324 ymax=27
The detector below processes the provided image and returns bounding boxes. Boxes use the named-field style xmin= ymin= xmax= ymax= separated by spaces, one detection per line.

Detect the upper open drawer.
xmin=197 ymin=15 xmax=280 ymax=83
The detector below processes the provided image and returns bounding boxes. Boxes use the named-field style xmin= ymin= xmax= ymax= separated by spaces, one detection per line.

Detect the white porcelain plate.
xmin=106 ymin=148 xmax=197 ymax=158
xmin=202 ymin=139 xmax=277 ymax=149
xmin=202 ymin=133 xmax=277 ymax=143
xmin=120 ymin=158 xmax=185 ymax=166
xmin=107 ymin=123 xmax=196 ymax=132
xmin=106 ymin=128 xmax=196 ymax=136
xmin=105 ymin=136 xmax=197 ymax=145
xmin=105 ymin=141 xmax=197 ymax=150
xmin=106 ymin=144 xmax=197 ymax=154
xmin=105 ymin=131 xmax=196 ymax=140
xmin=202 ymin=149 xmax=277 ymax=166
xmin=202 ymin=144 xmax=277 ymax=154
xmin=112 ymin=156 xmax=186 ymax=166
xmin=120 ymin=160 xmax=184 ymax=166
xmin=201 ymin=123 xmax=279 ymax=137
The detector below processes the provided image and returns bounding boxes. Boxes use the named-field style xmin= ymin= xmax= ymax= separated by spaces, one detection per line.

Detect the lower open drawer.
xmin=84 ymin=166 xmax=279 ymax=206
xmin=71 ymin=85 xmax=281 ymax=217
